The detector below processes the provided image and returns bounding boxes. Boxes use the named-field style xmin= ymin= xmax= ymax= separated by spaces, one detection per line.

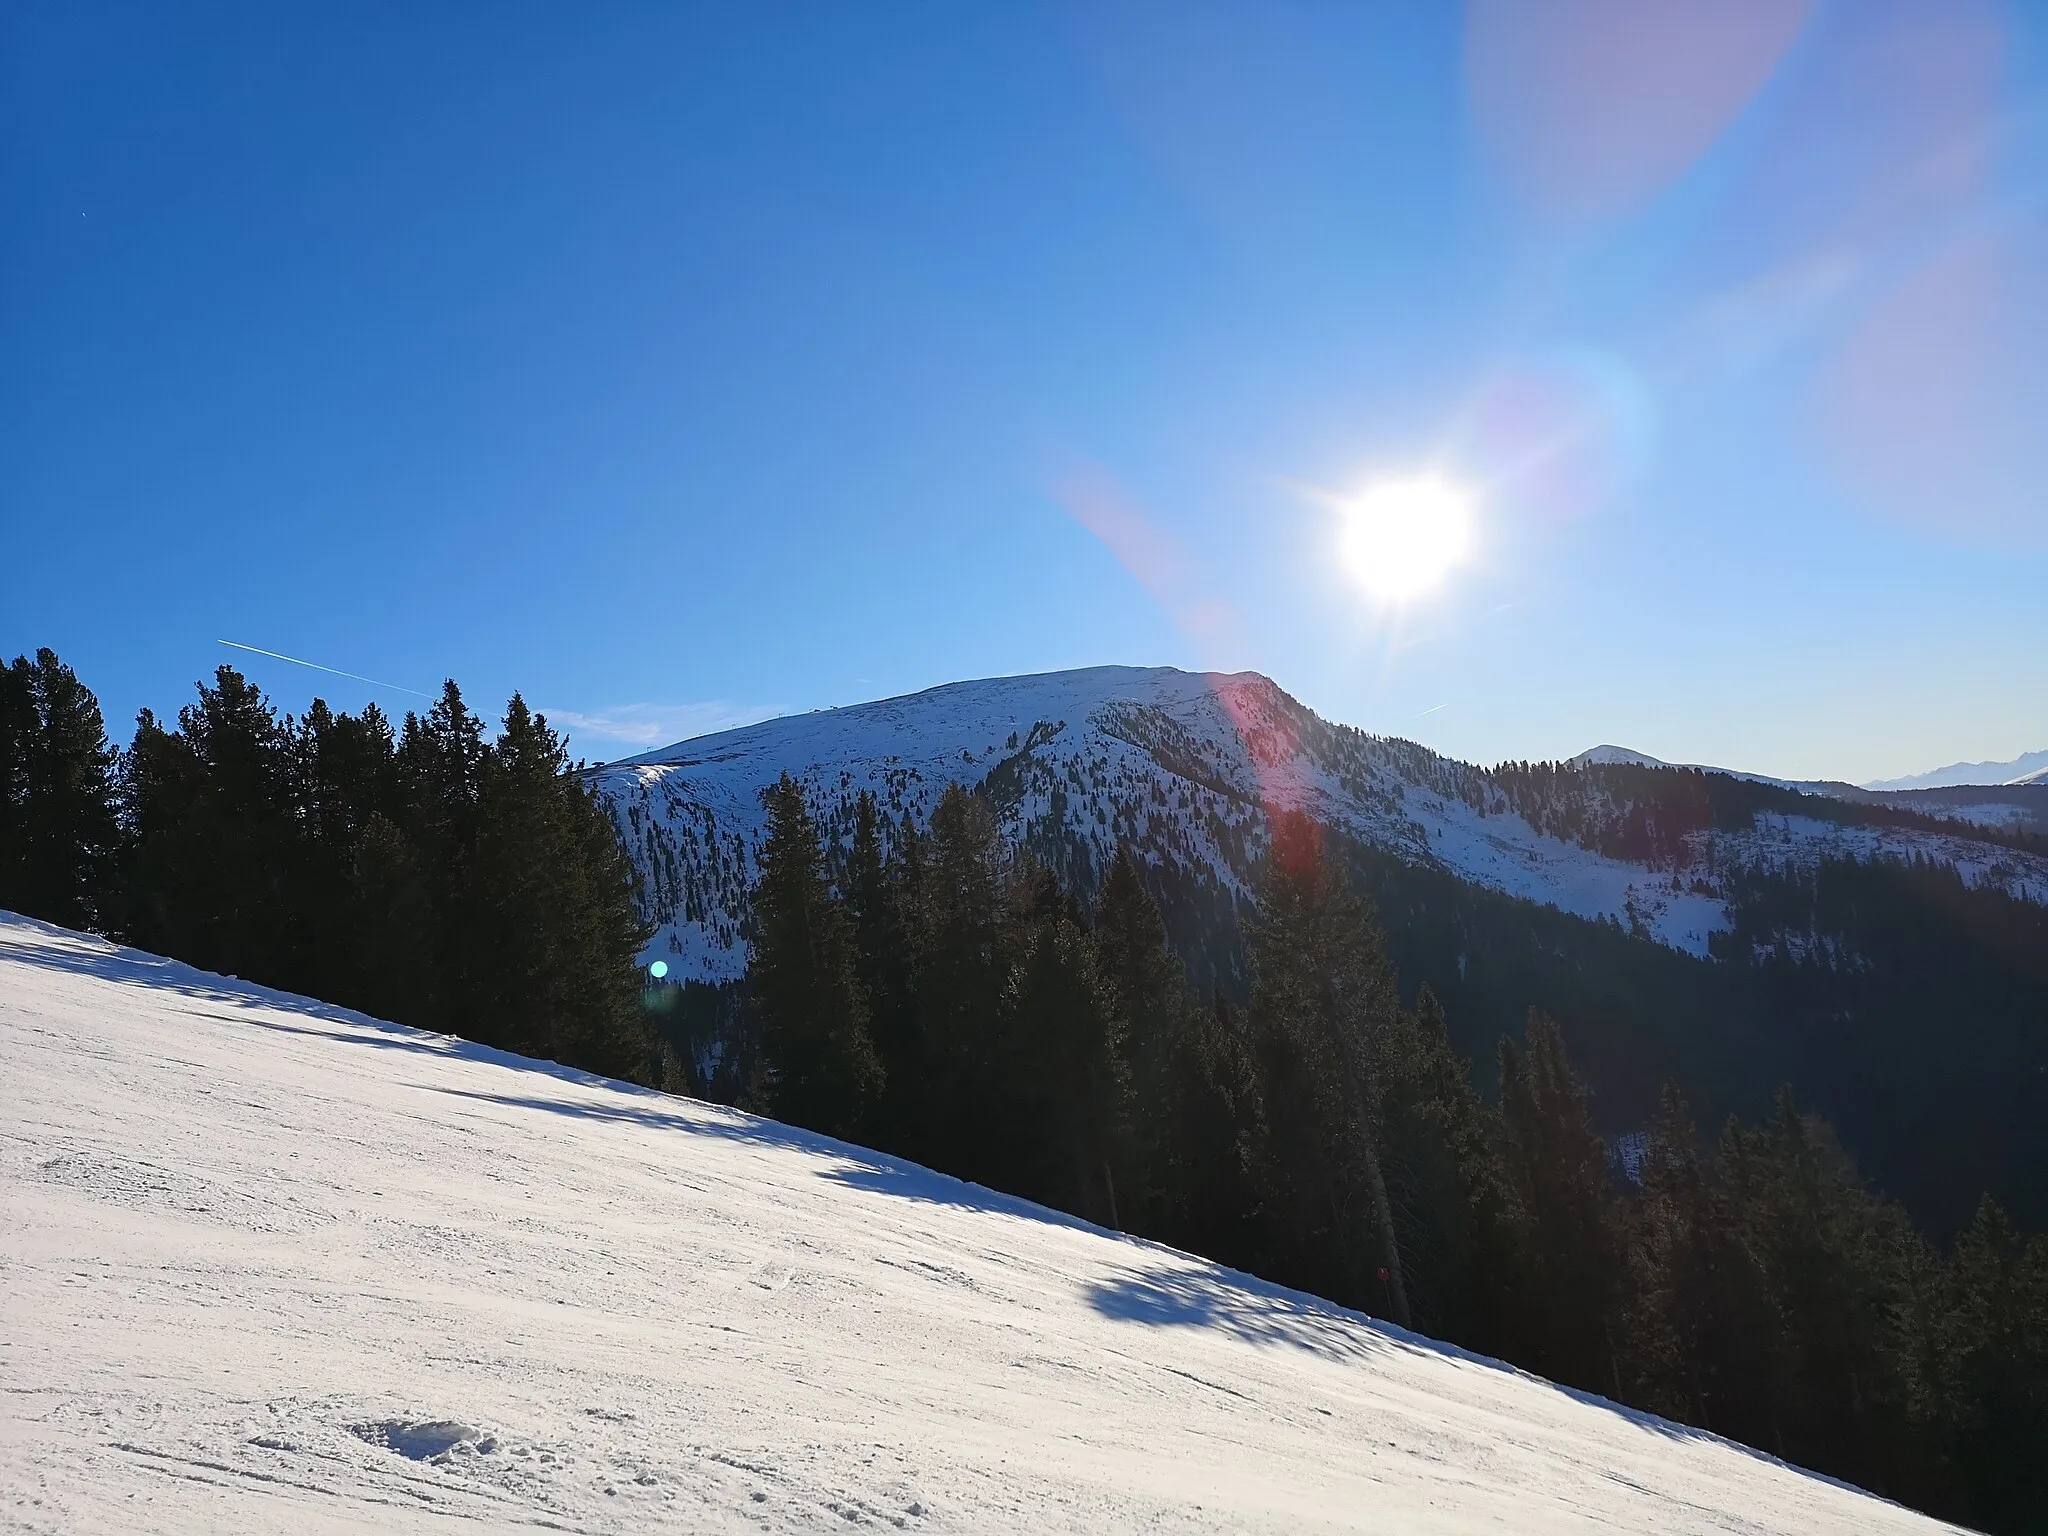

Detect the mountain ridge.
xmin=1867 ymin=747 xmax=2048 ymax=792
xmin=587 ymin=665 xmax=2048 ymax=985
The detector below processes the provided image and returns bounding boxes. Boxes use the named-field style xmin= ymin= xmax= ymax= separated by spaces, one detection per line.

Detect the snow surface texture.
xmin=588 ymin=666 xmax=2048 ymax=982
xmin=1 ymin=912 xmax=1956 ymax=1534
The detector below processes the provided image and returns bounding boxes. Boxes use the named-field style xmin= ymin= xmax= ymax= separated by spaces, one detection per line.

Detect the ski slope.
xmin=2 ymin=912 xmax=1957 ymax=1534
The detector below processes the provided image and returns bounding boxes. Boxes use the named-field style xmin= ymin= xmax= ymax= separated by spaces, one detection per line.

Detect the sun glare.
xmin=1336 ymin=477 xmax=1474 ymax=604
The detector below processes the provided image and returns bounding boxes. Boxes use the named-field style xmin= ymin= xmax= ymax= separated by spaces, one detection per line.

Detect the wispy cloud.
xmin=545 ymin=701 xmax=783 ymax=751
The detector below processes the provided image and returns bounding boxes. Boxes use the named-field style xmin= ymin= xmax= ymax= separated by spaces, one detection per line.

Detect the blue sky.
xmin=4 ymin=1 xmax=2044 ymax=784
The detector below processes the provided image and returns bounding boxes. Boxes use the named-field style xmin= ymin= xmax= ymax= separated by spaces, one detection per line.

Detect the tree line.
xmin=740 ymin=773 xmax=2047 ymax=1535
xmin=0 ymin=647 xmax=651 ymax=1080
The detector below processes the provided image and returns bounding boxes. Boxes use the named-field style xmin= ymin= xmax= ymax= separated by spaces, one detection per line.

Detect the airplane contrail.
xmin=218 ymin=640 xmax=434 ymax=699
xmin=1417 ymin=702 xmax=1450 ymax=718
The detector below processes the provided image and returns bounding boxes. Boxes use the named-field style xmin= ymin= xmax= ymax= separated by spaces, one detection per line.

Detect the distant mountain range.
xmin=1571 ymin=743 xmax=2048 ymax=834
xmin=1866 ymin=748 xmax=2048 ymax=791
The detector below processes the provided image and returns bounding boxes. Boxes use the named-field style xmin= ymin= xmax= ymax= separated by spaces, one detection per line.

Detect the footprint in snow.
xmin=351 ymin=1419 xmax=496 ymax=1462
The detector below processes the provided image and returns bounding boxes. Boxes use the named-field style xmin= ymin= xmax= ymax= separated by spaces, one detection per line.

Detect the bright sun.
xmin=1336 ymin=477 xmax=1474 ymax=604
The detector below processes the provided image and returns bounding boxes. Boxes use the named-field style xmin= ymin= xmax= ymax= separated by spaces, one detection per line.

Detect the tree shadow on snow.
xmin=1087 ymin=1260 xmax=1890 ymax=1492
xmin=2 ymin=912 xmax=427 ymax=1040
xmin=421 ymin=1083 xmax=1102 ymax=1236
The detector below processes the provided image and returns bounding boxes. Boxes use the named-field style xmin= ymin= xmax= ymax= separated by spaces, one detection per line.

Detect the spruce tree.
xmin=847 ymin=790 xmax=920 ymax=1152
xmin=749 ymin=773 xmax=881 ymax=1137
xmin=1495 ymin=1012 xmax=1624 ymax=1396
xmin=350 ymin=811 xmax=440 ymax=1027
xmin=1003 ymin=871 xmax=1127 ymax=1225
xmin=121 ymin=667 xmax=296 ymax=983
xmin=1246 ymin=810 xmax=1411 ymax=1326
xmin=0 ymin=649 xmax=121 ymax=930
xmin=1378 ymin=985 xmax=1504 ymax=1347
xmin=911 ymin=784 xmax=1008 ymax=1170
xmin=1095 ymin=843 xmax=1188 ymax=1233
xmin=464 ymin=694 xmax=653 ymax=1080
xmin=1940 ymin=1196 xmax=2048 ymax=1531
xmin=0 ymin=661 xmax=30 ymax=903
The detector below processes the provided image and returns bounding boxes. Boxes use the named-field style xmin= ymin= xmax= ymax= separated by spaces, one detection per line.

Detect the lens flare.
xmin=1336 ymin=478 xmax=1475 ymax=604
xmin=648 ymin=960 xmax=669 ymax=980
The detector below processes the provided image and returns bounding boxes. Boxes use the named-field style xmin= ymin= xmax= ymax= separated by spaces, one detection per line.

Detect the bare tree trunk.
xmin=1100 ymin=1156 xmax=1120 ymax=1231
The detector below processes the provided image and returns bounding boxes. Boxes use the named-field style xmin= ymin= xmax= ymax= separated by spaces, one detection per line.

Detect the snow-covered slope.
xmin=1 ymin=911 xmax=1957 ymax=1534
xmin=589 ymin=666 xmax=2048 ymax=982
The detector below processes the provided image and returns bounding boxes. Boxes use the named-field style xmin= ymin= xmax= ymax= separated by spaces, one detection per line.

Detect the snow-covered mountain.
xmin=1 ymin=911 xmax=1960 ymax=1533
xmin=587 ymin=666 xmax=2048 ymax=983
xmin=1867 ymin=747 xmax=2048 ymax=791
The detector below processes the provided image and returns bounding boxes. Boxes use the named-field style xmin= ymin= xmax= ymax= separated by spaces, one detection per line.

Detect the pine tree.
xmin=1246 ymin=810 xmax=1412 ymax=1326
xmin=911 ymin=784 xmax=1008 ymax=1171
xmin=0 ymin=649 xmax=121 ymax=930
xmin=1163 ymin=990 xmax=1264 ymax=1266
xmin=121 ymin=667 xmax=296 ymax=983
xmin=395 ymin=681 xmax=491 ymax=1033
xmin=463 ymin=694 xmax=653 ymax=1080
xmin=1095 ymin=843 xmax=1188 ymax=1234
xmin=1379 ymin=985 xmax=1504 ymax=1347
xmin=1724 ymin=1087 xmax=1922 ymax=1495
xmin=1621 ymin=1082 xmax=1725 ymax=1425
xmin=1495 ymin=1012 xmax=1624 ymax=1396
xmin=0 ymin=661 xmax=30 ymax=902
xmin=1939 ymin=1196 xmax=2048 ymax=1532
xmin=350 ymin=811 xmax=440 ymax=1026
xmin=289 ymin=697 xmax=401 ymax=1006
xmin=750 ymin=773 xmax=881 ymax=1137
xmin=1003 ymin=872 xmax=1127 ymax=1225
xmin=847 ymin=790 xmax=920 ymax=1152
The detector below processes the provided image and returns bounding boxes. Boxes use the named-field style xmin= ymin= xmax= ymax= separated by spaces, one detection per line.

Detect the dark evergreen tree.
xmin=349 ymin=811 xmax=440 ymax=1027
xmin=0 ymin=649 xmax=121 ymax=930
xmin=847 ymin=790 xmax=921 ymax=1152
xmin=1246 ymin=810 xmax=1411 ymax=1326
xmin=396 ymin=681 xmax=491 ymax=1033
xmin=1378 ymin=985 xmax=1506 ymax=1348
xmin=1095 ymin=843 xmax=1188 ymax=1233
xmin=1003 ymin=871 xmax=1127 ymax=1225
xmin=121 ymin=667 xmax=297 ymax=982
xmin=1162 ymin=991 xmax=1265 ymax=1265
xmin=911 ymin=784 xmax=1009 ymax=1172
xmin=1718 ymin=1088 xmax=1922 ymax=1496
xmin=1494 ymin=1012 xmax=1625 ymax=1397
xmin=461 ymin=695 xmax=653 ymax=1080
xmin=1937 ymin=1197 xmax=2048 ymax=1532
xmin=749 ymin=773 xmax=881 ymax=1137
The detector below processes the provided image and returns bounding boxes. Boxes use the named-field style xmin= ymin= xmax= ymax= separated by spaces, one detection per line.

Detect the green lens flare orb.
xmin=649 ymin=960 xmax=669 ymax=980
